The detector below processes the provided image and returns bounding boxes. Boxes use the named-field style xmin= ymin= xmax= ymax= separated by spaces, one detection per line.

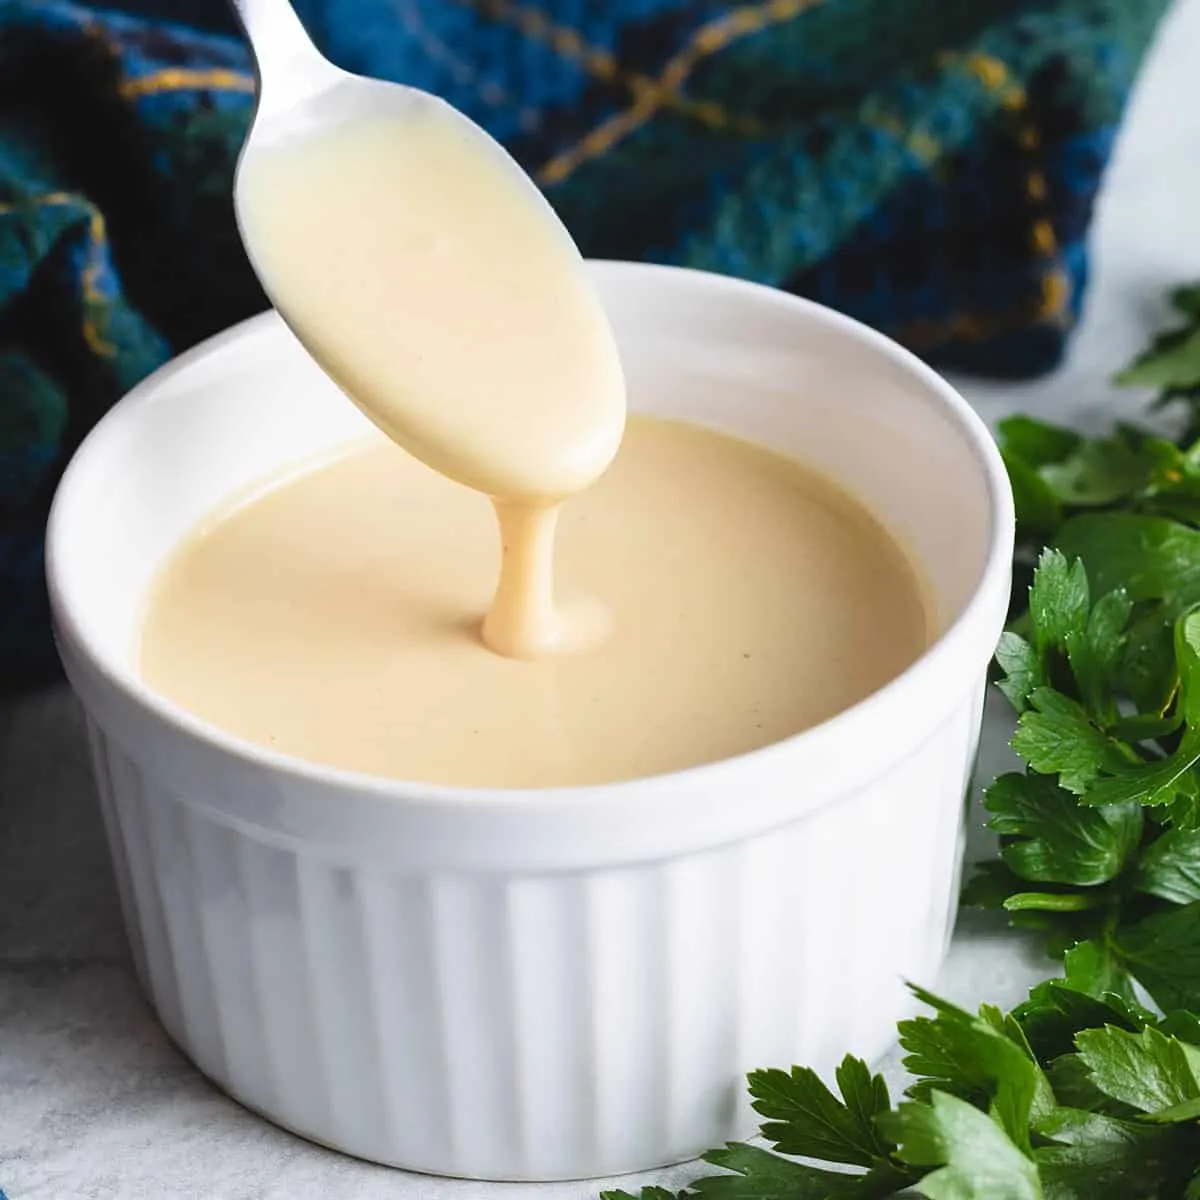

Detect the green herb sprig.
xmin=971 ymin=284 xmax=1200 ymax=990
xmin=604 ymin=286 xmax=1200 ymax=1199
xmin=606 ymin=960 xmax=1200 ymax=1198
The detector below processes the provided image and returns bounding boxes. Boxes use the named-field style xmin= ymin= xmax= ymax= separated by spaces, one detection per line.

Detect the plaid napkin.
xmin=0 ymin=0 xmax=1172 ymax=682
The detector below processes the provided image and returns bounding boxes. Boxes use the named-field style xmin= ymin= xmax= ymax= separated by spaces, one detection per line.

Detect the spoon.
xmin=226 ymin=0 xmax=626 ymax=503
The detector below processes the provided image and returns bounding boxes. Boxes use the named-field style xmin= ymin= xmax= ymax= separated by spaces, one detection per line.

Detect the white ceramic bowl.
xmin=46 ymin=262 xmax=1013 ymax=1181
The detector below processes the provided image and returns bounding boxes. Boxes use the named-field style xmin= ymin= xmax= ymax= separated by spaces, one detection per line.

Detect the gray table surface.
xmin=5 ymin=2 xmax=1200 ymax=1194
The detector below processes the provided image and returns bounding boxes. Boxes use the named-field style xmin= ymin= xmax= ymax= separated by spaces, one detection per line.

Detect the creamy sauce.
xmin=236 ymin=106 xmax=626 ymax=657
xmin=141 ymin=418 xmax=928 ymax=789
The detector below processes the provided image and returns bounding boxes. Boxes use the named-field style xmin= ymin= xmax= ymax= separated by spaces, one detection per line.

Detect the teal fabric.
xmin=0 ymin=0 xmax=1173 ymax=683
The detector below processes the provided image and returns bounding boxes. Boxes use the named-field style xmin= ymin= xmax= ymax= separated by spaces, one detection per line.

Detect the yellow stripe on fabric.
xmin=861 ymin=51 xmax=1019 ymax=178
xmin=81 ymin=210 xmax=116 ymax=356
xmin=898 ymin=274 xmax=1072 ymax=350
xmin=937 ymin=50 xmax=1025 ymax=108
xmin=1039 ymin=267 xmax=1071 ymax=321
xmin=867 ymin=112 xmax=942 ymax=166
xmin=0 ymin=192 xmax=117 ymax=355
xmin=0 ymin=191 xmax=76 ymax=217
xmin=464 ymin=0 xmax=618 ymax=79
xmin=458 ymin=0 xmax=763 ymax=136
xmin=119 ymin=68 xmax=255 ymax=99
xmin=962 ymin=52 xmax=1008 ymax=92
xmin=536 ymin=0 xmax=819 ymax=184
xmin=1031 ymin=218 xmax=1056 ymax=254
xmin=927 ymin=50 xmax=1072 ymax=330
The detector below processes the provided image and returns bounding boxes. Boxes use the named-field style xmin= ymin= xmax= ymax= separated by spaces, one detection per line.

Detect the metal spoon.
xmin=225 ymin=0 xmax=624 ymax=502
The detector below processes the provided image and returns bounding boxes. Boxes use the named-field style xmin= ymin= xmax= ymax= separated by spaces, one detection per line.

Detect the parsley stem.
xmin=1003 ymin=891 xmax=1110 ymax=912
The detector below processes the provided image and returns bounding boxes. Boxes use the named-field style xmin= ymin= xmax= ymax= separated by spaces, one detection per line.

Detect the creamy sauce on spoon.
xmin=236 ymin=105 xmax=625 ymax=657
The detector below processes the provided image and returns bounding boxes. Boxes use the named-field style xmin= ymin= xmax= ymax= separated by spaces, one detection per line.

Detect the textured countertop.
xmin=4 ymin=1 xmax=1200 ymax=1194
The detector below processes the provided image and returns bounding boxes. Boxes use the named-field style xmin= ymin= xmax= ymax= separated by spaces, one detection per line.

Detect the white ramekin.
xmin=45 ymin=262 xmax=1013 ymax=1181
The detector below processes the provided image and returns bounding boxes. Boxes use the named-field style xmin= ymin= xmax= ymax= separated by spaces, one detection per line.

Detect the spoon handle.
xmin=228 ymin=0 xmax=336 ymax=107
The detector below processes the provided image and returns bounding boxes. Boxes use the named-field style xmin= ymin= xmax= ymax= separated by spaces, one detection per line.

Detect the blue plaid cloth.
xmin=0 ymin=0 xmax=1172 ymax=682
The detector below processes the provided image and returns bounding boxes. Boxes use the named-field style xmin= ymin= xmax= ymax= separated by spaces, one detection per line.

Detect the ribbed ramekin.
xmin=46 ymin=262 xmax=1013 ymax=1180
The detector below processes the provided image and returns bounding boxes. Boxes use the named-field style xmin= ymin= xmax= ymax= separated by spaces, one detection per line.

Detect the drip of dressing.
xmin=141 ymin=418 xmax=930 ymax=788
xmin=235 ymin=106 xmax=626 ymax=657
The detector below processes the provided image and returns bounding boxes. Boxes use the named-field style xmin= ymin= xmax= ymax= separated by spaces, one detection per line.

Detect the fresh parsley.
xmin=602 ymin=971 xmax=1200 ymax=1199
xmin=603 ymin=286 xmax=1200 ymax=1198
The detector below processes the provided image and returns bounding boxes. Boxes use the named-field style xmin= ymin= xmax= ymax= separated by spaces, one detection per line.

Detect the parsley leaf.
xmin=994 ymin=633 xmax=1045 ymax=714
xmin=1135 ymin=828 xmax=1200 ymax=904
xmin=1086 ymin=612 xmax=1200 ymax=814
xmin=748 ymin=1057 xmax=894 ymax=1167
xmin=1074 ymin=1025 xmax=1200 ymax=1115
xmin=693 ymin=1143 xmax=870 ymax=1200
xmin=1055 ymin=515 xmax=1200 ymax=614
xmin=1117 ymin=605 xmax=1180 ymax=716
xmin=998 ymin=417 xmax=1081 ymax=468
xmin=1112 ymin=900 xmax=1200 ymax=1013
xmin=1116 ymin=326 xmax=1200 ymax=390
xmin=1009 ymin=690 xmax=1131 ymax=795
xmin=1039 ymin=433 xmax=1151 ymax=507
xmin=1078 ymin=732 xmax=1200 ymax=810
xmin=1033 ymin=1109 xmax=1180 ymax=1200
xmin=1171 ymin=284 xmax=1200 ymax=320
xmin=1056 ymin=939 xmax=1144 ymax=1007
xmin=1156 ymin=1010 xmax=1200 ymax=1046
xmin=1028 ymin=550 xmax=1089 ymax=657
xmin=1042 ymin=1053 xmax=1118 ymax=1114
xmin=1015 ymin=944 xmax=1148 ymax=1063
xmin=880 ymin=1092 xmax=1041 ymax=1200
xmin=898 ymin=987 xmax=1052 ymax=1150
xmin=1005 ymin=453 xmax=1063 ymax=541
xmin=603 ymin=1189 xmax=683 ymax=1200
xmin=984 ymin=772 xmax=1140 ymax=886
xmin=1064 ymin=588 xmax=1133 ymax=723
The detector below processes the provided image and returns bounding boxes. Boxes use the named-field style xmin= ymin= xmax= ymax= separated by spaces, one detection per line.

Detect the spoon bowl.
xmin=227 ymin=0 xmax=626 ymax=501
